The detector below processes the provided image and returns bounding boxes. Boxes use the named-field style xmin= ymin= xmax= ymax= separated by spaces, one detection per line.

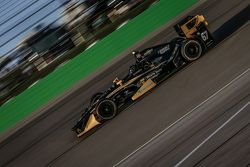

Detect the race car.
xmin=72 ymin=15 xmax=215 ymax=137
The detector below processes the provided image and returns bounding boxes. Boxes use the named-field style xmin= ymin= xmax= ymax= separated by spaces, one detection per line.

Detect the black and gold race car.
xmin=72 ymin=15 xmax=215 ymax=137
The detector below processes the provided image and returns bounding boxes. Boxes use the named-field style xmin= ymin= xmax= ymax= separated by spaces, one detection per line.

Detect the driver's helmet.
xmin=132 ymin=51 xmax=142 ymax=62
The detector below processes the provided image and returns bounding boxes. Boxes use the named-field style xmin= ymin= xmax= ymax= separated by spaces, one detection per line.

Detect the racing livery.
xmin=72 ymin=15 xmax=215 ymax=137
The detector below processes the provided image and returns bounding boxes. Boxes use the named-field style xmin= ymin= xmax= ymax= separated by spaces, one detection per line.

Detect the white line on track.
xmin=113 ymin=68 xmax=250 ymax=167
xmin=28 ymin=80 xmax=39 ymax=89
xmin=58 ymin=60 xmax=69 ymax=68
xmin=116 ymin=20 xmax=129 ymax=30
xmin=175 ymin=100 xmax=250 ymax=167
xmin=3 ymin=97 xmax=14 ymax=105
xmin=86 ymin=41 xmax=98 ymax=50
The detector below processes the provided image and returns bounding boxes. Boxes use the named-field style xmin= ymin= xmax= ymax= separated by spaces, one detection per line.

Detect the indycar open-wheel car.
xmin=72 ymin=14 xmax=214 ymax=137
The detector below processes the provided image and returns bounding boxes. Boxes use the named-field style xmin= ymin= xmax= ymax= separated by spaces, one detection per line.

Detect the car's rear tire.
xmin=96 ymin=99 xmax=117 ymax=121
xmin=181 ymin=39 xmax=203 ymax=62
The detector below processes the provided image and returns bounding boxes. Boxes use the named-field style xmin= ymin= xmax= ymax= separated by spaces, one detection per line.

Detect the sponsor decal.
xmin=158 ymin=45 xmax=170 ymax=54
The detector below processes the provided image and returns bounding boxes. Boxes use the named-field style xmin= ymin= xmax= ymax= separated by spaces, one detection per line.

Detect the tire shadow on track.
xmin=213 ymin=5 xmax=250 ymax=43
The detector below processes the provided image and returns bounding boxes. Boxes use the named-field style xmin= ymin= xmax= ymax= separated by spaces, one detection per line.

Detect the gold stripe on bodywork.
xmin=77 ymin=114 xmax=101 ymax=137
xmin=107 ymin=63 xmax=164 ymax=99
xmin=132 ymin=79 xmax=156 ymax=100
xmin=106 ymin=75 xmax=142 ymax=98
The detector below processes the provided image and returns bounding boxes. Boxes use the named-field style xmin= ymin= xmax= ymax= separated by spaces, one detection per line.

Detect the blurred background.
xmin=0 ymin=0 xmax=158 ymax=105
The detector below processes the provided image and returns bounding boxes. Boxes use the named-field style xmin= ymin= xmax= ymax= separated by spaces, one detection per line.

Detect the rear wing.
xmin=174 ymin=15 xmax=214 ymax=48
xmin=174 ymin=15 xmax=208 ymax=38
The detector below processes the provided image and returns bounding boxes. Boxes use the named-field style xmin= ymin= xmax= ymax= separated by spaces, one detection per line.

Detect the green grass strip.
xmin=0 ymin=0 xmax=197 ymax=133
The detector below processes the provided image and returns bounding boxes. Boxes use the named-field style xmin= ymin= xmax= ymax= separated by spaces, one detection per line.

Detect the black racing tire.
xmin=96 ymin=99 xmax=117 ymax=121
xmin=181 ymin=39 xmax=203 ymax=62
xmin=90 ymin=92 xmax=103 ymax=105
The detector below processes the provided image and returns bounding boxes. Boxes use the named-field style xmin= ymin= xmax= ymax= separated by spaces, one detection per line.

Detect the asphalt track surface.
xmin=0 ymin=0 xmax=250 ymax=166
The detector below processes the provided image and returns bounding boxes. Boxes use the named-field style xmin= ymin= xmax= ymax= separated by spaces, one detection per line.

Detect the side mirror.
xmin=113 ymin=77 xmax=123 ymax=86
xmin=113 ymin=77 xmax=119 ymax=84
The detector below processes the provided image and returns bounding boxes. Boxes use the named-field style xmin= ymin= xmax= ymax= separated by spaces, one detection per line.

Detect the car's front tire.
xmin=95 ymin=99 xmax=117 ymax=121
xmin=90 ymin=92 xmax=103 ymax=105
xmin=181 ymin=39 xmax=203 ymax=62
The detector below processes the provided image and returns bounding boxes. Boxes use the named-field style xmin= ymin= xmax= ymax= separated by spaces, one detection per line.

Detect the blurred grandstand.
xmin=0 ymin=0 xmax=158 ymax=105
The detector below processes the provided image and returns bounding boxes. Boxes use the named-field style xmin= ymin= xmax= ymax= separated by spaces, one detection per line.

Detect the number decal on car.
xmin=201 ymin=31 xmax=209 ymax=41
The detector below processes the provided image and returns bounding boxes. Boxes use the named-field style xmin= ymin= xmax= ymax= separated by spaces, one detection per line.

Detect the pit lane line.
xmin=113 ymin=68 xmax=250 ymax=167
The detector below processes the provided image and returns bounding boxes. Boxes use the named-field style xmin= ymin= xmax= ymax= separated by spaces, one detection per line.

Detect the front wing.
xmin=76 ymin=114 xmax=101 ymax=138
